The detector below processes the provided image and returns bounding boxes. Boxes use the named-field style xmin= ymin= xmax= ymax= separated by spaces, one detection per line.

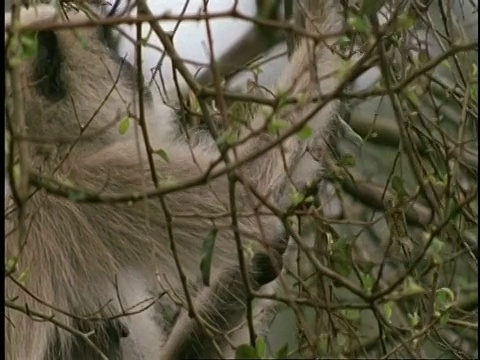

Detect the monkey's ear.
xmin=33 ymin=30 xmax=66 ymax=102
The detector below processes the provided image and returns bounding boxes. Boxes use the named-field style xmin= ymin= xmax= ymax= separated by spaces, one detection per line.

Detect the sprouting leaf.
xmin=297 ymin=125 xmax=313 ymax=140
xmin=20 ymin=33 xmax=38 ymax=59
xmin=153 ymin=148 xmax=170 ymax=162
xmin=68 ymin=190 xmax=86 ymax=202
xmin=336 ymin=332 xmax=348 ymax=348
xmin=295 ymin=92 xmax=309 ymax=106
xmin=290 ymin=190 xmax=305 ymax=207
xmin=347 ymin=15 xmax=370 ymax=33
xmin=360 ymin=0 xmax=383 ymax=17
xmin=12 ymin=163 xmax=21 ymax=185
xmin=275 ymin=343 xmax=289 ymax=358
xmin=6 ymin=257 xmax=17 ymax=273
xmin=384 ymin=301 xmax=394 ymax=322
xmin=18 ymin=269 xmax=29 ymax=285
xmin=408 ymin=311 xmax=420 ymax=328
xmin=439 ymin=312 xmax=450 ymax=326
xmin=119 ymin=117 xmax=131 ymax=135
xmin=338 ymin=153 xmax=356 ymax=167
xmin=397 ymin=13 xmax=415 ymax=30
xmin=426 ymin=237 xmax=445 ymax=264
xmin=360 ymin=272 xmax=373 ymax=293
xmin=255 ymin=337 xmax=266 ymax=358
xmin=403 ymin=277 xmax=425 ymax=296
xmin=435 ymin=287 xmax=455 ymax=312
xmin=267 ymin=117 xmax=289 ymax=134
xmin=235 ymin=344 xmax=259 ymax=359
xmin=391 ymin=175 xmax=406 ymax=196
xmin=200 ymin=229 xmax=218 ymax=286
xmin=331 ymin=243 xmax=353 ymax=277
xmin=342 ymin=309 xmax=361 ymax=321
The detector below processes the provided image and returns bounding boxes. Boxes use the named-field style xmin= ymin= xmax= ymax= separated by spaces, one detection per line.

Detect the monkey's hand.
xmin=159 ymin=239 xmax=287 ymax=360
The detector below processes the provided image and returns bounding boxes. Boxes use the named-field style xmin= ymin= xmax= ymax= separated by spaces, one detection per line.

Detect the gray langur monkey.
xmin=5 ymin=1 xmax=345 ymax=359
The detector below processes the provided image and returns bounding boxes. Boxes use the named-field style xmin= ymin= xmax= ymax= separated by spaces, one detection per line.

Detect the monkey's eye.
xmin=33 ymin=30 xmax=66 ymax=102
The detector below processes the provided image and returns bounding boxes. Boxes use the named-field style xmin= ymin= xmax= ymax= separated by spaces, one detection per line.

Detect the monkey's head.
xmin=5 ymin=4 xmax=147 ymax=152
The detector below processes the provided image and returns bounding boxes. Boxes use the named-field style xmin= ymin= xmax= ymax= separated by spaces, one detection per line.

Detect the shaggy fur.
xmin=5 ymin=2 xmax=344 ymax=359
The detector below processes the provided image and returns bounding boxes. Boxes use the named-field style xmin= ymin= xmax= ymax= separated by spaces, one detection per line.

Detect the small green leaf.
xmin=267 ymin=117 xmax=289 ymax=134
xmin=18 ymin=269 xmax=29 ymax=285
xmin=403 ymin=277 xmax=425 ymax=296
xmin=255 ymin=337 xmax=266 ymax=358
xmin=6 ymin=257 xmax=17 ymax=273
xmin=153 ymin=148 xmax=170 ymax=162
xmin=439 ymin=312 xmax=450 ymax=326
xmin=342 ymin=309 xmax=361 ymax=321
xmin=360 ymin=0 xmax=383 ymax=17
xmin=290 ymin=190 xmax=305 ymax=207
xmin=275 ymin=343 xmax=289 ymax=358
xmin=331 ymin=249 xmax=353 ymax=277
xmin=397 ymin=13 xmax=415 ymax=30
xmin=384 ymin=301 xmax=394 ymax=322
xmin=347 ymin=15 xmax=370 ymax=33
xmin=408 ymin=311 xmax=420 ymax=328
xmin=297 ymin=125 xmax=313 ymax=140
xmin=235 ymin=344 xmax=259 ymax=359
xmin=12 ymin=163 xmax=21 ymax=185
xmin=435 ymin=287 xmax=455 ymax=311
xmin=119 ymin=117 xmax=131 ymax=135
xmin=360 ymin=272 xmax=373 ymax=292
xmin=200 ymin=229 xmax=218 ymax=286
xmin=20 ymin=33 xmax=38 ymax=59
xmin=339 ymin=153 xmax=356 ymax=167
xmin=336 ymin=332 xmax=348 ymax=347
xmin=391 ymin=175 xmax=406 ymax=196
xmin=68 ymin=190 xmax=86 ymax=202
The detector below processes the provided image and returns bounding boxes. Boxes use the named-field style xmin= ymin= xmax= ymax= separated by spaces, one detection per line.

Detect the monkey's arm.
xmin=160 ymin=252 xmax=283 ymax=359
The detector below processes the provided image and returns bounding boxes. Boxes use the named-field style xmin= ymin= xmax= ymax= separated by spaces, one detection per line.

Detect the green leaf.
xmin=200 ymin=229 xmax=218 ymax=286
xmin=235 ymin=344 xmax=259 ymax=359
xmin=6 ymin=257 xmax=17 ymax=273
xmin=397 ymin=13 xmax=415 ymax=30
xmin=338 ymin=153 xmax=356 ymax=167
xmin=408 ymin=311 xmax=420 ymax=328
xmin=331 ymin=247 xmax=353 ymax=277
xmin=384 ymin=301 xmax=394 ymax=322
xmin=153 ymin=148 xmax=170 ymax=162
xmin=275 ymin=343 xmax=289 ymax=358
xmin=347 ymin=15 xmax=370 ymax=33
xmin=336 ymin=332 xmax=348 ymax=348
xmin=360 ymin=272 xmax=373 ymax=293
xmin=342 ymin=309 xmax=361 ymax=321
xmin=297 ymin=125 xmax=313 ymax=140
xmin=68 ymin=190 xmax=86 ymax=202
xmin=403 ymin=277 xmax=425 ymax=296
xmin=391 ymin=175 xmax=406 ymax=196
xmin=12 ymin=163 xmax=21 ymax=185
xmin=435 ymin=287 xmax=455 ymax=311
xmin=18 ymin=269 xmax=29 ymax=285
xmin=360 ymin=0 xmax=383 ymax=17
xmin=255 ymin=337 xmax=266 ymax=358
xmin=20 ymin=33 xmax=38 ymax=59
xmin=290 ymin=191 xmax=305 ymax=207
xmin=119 ymin=117 xmax=131 ymax=135
xmin=267 ymin=117 xmax=289 ymax=134
xmin=439 ymin=312 xmax=450 ymax=326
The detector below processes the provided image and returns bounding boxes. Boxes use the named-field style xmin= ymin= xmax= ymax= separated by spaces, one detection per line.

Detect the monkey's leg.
xmin=160 ymin=249 xmax=286 ymax=360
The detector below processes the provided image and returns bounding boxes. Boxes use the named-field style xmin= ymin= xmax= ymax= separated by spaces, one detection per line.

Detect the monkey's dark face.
xmin=32 ymin=30 xmax=67 ymax=102
xmin=26 ymin=26 xmax=145 ymax=103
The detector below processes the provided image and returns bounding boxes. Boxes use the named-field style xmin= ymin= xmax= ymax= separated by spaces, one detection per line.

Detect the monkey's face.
xmin=5 ymin=5 xmax=139 ymax=146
